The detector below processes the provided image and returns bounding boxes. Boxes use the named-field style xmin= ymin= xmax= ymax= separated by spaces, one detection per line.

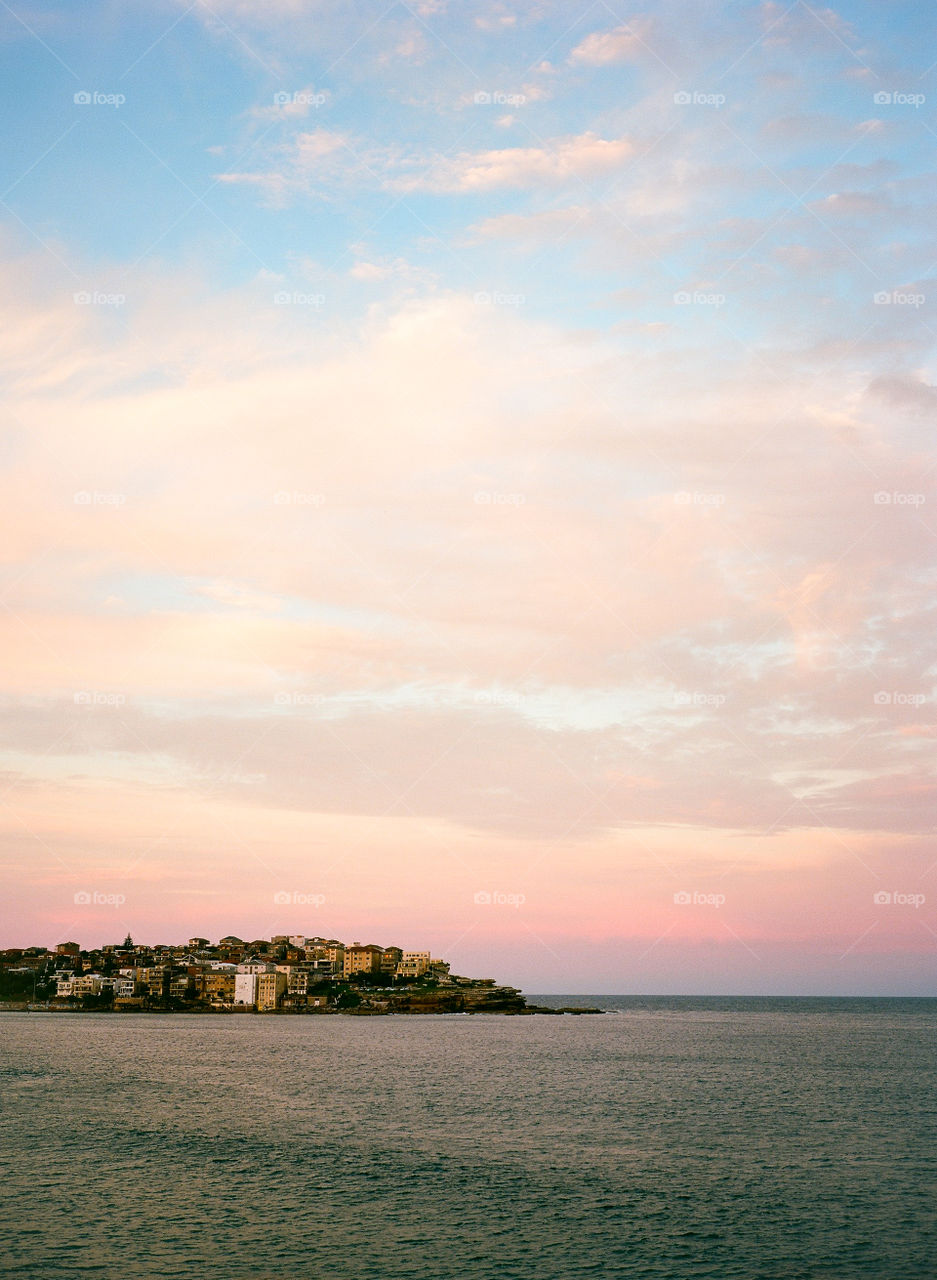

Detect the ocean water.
xmin=1 ymin=997 xmax=935 ymax=1279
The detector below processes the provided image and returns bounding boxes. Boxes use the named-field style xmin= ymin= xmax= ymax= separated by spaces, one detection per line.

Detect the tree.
xmin=81 ymin=989 xmax=114 ymax=1010
xmin=348 ymin=970 xmax=386 ymax=987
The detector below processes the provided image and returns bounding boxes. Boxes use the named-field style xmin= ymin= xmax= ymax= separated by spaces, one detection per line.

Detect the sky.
xmin=0 ymin=0 xmax=935 ymax=993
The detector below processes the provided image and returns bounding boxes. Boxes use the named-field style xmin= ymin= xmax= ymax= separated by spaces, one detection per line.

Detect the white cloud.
xmin=194 ymin=579 xmax=283 ymax=612
xmin=350 ymin=261 xmax=392 ymax=281
xmin=569 ymin=19 xmax=654 ymax=65
xmin=215 ymin=128 xmax=358 ymax=201
xmin=475 ymin=12 xmax=517 ymax=30
xmin=216 ymin=129 xmax=634 ymax=200
xmin=396 ymin=132 xmax=634 ymax=192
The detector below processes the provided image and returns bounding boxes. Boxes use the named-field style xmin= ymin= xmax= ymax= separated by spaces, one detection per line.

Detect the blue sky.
xmin=4 ymin=0 xmax=936 ymax=329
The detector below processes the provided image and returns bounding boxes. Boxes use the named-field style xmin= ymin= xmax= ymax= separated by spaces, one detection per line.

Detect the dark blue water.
xmin=1 ymin=998 xmax=934 ymax=1278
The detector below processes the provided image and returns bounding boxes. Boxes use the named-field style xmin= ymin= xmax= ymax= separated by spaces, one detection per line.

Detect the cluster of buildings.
xmin=1 ymin=935 xmax=456 ymax=1012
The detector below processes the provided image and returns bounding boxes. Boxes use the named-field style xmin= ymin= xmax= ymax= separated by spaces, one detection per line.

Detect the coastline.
xmin=1 ymin=936 xmax=606 ymax=1016
xmin=0 ymin=996 xmax=604 ymax=1017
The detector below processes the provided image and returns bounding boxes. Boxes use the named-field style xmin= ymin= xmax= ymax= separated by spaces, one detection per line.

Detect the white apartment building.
xmin=234 ymin=972 xmax=259 ymax=1005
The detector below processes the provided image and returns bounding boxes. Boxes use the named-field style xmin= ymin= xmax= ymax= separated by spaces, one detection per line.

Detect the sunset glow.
xmin=2 ymin=0 xmax=935 ymax=992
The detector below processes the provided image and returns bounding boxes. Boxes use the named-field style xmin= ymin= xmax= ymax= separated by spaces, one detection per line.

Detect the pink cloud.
xmin=1 ymin=257 xmax=934 ymax=988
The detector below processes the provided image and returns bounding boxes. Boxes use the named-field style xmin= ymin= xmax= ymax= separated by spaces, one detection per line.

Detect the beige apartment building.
xmin=396 ymin=951 xmax=431 ymax=979
xmin=168 ymin=973 xmax=190 ymax=1000
xmin=198 ymin=971 xmax=236 ymax=1003
xmin=343 ymin=944 xmax=384 ymax=977
xmin=256 ymin=970 xmax=287 ymax=1011
xmin=142 ymin=967 xmax=167 ymax=997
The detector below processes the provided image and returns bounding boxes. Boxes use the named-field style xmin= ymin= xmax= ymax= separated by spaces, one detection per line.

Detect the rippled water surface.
xmin=2 ymin=997 xmax=935 ymax=1278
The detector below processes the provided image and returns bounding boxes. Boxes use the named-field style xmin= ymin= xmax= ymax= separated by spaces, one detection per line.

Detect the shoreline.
xmin=0 ymin=1000 xmax=604 ymax=1016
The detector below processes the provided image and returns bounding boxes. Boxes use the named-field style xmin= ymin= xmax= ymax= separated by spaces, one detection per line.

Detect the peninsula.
xmin=0 ymin=934 xmax=601 ymax=1015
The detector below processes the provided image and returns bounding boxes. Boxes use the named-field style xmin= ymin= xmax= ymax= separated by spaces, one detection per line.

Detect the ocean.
xmin=1 ymin=996 xmax=934 ymax=1278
